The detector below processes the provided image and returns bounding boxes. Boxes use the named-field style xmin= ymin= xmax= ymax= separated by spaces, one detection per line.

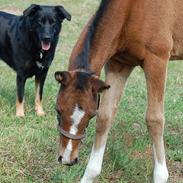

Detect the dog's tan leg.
xmin=16 ymin=75 xmax=26 ymax=117
xmin=16 ymin=98 xmax=24 ymax=117
xmin=35 ymin=80 xmax=45 ymax=116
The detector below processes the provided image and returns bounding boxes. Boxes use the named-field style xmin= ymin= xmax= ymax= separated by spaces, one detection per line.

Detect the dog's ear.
xmin=23 ymin=4 xmax=41 ymax=17
xmin=55 ymin=6 xmax=71 ymax=21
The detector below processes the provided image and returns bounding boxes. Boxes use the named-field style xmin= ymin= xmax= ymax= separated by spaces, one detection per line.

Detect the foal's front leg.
xmin=144 ymin=54 xmax=169 ymax=183
xmin=81 ymin=64 xmax=134 ymax=183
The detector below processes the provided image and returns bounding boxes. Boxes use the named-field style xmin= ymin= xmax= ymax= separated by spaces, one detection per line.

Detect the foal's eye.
xmin=55 ymin=108 xmax=61 ymax=116
xmin=56 ymin=110 xmax=62 ymax=123
xmin=57 ymin=113 xmax=61 ymax=121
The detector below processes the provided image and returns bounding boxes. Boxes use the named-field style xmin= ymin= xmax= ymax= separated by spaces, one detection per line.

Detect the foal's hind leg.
xmin=143 ymin=54 xmax=169 ymax=183
xmin=81 ymin=62 xmax=134 ymax=183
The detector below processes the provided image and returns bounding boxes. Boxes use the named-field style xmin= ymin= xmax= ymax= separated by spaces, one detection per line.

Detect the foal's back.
xmin=70 ymin=0 xmax=183 ymax=69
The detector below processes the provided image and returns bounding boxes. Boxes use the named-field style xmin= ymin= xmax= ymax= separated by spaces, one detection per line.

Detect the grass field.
xmin=0 ymin=0 xmax=183 ymax=182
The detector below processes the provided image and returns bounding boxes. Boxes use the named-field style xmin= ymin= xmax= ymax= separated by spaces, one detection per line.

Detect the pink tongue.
xmin=41 ymin=42 xmax=51 ymax=51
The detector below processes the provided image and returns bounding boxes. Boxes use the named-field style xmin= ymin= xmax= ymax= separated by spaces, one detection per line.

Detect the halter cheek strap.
xmin=97 ymin=94 xmax=100 ymax=109
xmin=57 ymin=125 xmax=86 ymax=140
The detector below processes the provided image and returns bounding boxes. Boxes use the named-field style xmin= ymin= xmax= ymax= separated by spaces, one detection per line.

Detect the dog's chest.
xmin=24 ymin=53 xmax=47 ymax=76
xmin=35 ymin=52 xmax=45 ymax=69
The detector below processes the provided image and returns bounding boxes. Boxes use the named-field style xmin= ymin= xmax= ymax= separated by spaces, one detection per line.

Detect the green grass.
xmin=0 ymin=0 xmax=183 ymax=183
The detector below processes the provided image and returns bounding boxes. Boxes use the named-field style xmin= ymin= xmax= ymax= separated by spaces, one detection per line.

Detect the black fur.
xmin=75 ymin=0 xmax=110 ymax=71
xmin=0 ymin=4 xmax=71 ymax=104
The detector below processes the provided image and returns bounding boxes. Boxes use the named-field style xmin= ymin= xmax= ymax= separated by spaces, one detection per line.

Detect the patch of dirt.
xmin=131 ymin=147 xmax=152 ymax=159
xmin=123 ymin=133 xmax=134 ymax=147
xmin=168 ymin=161 xmax=183 ymax=183
xmin=108 ymin=170 xmax=123 ymax=183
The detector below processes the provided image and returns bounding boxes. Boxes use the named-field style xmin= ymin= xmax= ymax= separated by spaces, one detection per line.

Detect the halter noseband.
xmin=57 ymin=125 xmax=86 ymax=140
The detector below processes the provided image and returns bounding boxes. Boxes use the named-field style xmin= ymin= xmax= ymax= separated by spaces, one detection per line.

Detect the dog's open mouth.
xmin=41 ymin=41 xmax=51 ymax=51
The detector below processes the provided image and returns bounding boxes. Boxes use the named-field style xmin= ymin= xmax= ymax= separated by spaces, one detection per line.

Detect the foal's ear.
xmin=90 ymin=76 xmax=110 ymax=93
xmin=55 ymin=71 xmax=72 ymax=86
xmin=23 ymin=4 xmax=41 ymax=17
xmin=55 ymin=6 xmax=71 ymax=21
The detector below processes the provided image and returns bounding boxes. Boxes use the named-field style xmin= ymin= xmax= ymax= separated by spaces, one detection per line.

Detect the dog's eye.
xmin=50 ymin=20 xmax=56 ymax=25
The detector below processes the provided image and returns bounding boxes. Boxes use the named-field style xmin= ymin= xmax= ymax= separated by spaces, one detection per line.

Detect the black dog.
xmin=0 ymin=4 xmax=71 ymax=117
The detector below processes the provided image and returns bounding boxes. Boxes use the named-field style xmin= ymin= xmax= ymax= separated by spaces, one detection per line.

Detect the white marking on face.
xmin=62 ymin=104 xmax=85 ymax=164
xmin=153 ymin=144 xmax=169 ymax=183
xmin=70 ymin=104 xmax=85 ymax=135
xmin=62 ymin=140 xmax=72 ymax=164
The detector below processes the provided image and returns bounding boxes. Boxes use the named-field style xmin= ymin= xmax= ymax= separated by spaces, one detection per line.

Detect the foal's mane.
xmin=75 ymin=0 xmax=110 ymax=71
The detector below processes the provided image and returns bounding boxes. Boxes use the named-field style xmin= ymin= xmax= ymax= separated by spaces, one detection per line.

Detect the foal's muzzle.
xmin=58 ymin=156 xmax=78 ymax=166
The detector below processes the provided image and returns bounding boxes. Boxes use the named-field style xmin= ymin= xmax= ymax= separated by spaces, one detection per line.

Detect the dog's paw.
xmin=36 ymin=108 xmax=45 ymax=116
xmin=16 ymin=101 xmax=24 ymax=117
xmin=16 ymin=111 xmax=25 ymax=117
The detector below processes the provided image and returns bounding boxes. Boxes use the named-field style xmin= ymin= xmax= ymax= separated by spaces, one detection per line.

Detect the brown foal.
xmin=55 ymin=0 xmax=183 ymax=182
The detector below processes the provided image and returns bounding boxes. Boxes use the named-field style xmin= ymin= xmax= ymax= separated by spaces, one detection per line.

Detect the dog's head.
xmin=23 ymin=4 xmax=71 ymax=51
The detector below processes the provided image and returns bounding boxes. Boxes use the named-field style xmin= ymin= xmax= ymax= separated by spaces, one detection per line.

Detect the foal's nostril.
xmin=58 ymin=156 xmax=62 ymax=163
xmin=64 ymin=158 xmax=78 ymax=166
xmin=74 ymin=158 xmax=78 ymax=164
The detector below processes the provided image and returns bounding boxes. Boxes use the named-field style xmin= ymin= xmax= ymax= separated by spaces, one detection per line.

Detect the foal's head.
xmin=55 ymin=71 xmax=110 ymax=165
